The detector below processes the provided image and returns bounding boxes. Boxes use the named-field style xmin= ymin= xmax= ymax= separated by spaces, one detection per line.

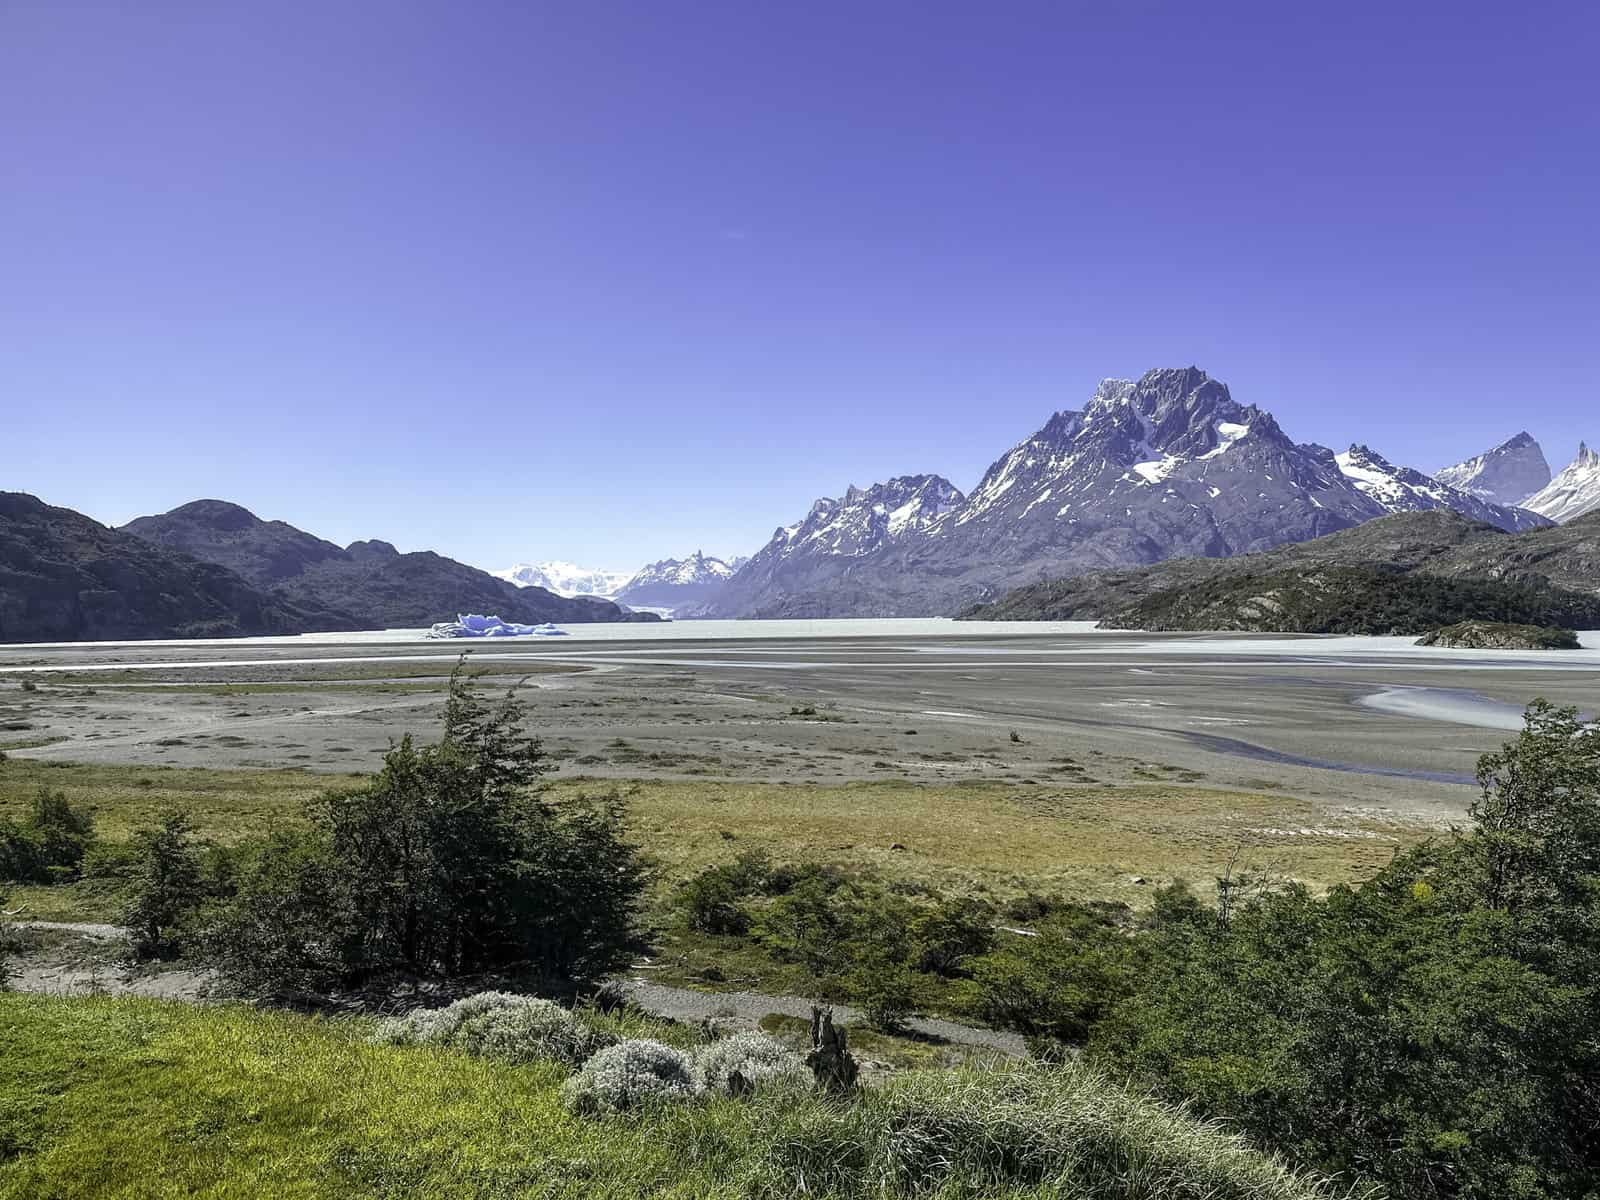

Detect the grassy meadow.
xmin=0 ymin=993 xmax=1356 ymax=1200
xmin=0 ymin=756 xmax=1428 ymax=924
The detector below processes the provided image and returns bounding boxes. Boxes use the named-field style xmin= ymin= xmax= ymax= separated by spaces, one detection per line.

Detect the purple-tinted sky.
xmin=3 ymin=2 xmax=1597 ymax=570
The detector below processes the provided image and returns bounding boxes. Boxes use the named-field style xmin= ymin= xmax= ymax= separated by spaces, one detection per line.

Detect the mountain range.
xmin=1435 ymin=432 xmax=1552 ymax=506
xmin=7 ymin=365 xmax=1594 ymax=640
xmin=695 ymin=367 xmax=1564 ymax=618
xmin=492 ymin=553 xmax=745 ymax=612
xmin=613 ymin=552 xmax=741 ymax=609
xmin=0 ymin=496 xmax=652 ymax=643
xmin=1523 ymin=443 xmax=1600 ymax=524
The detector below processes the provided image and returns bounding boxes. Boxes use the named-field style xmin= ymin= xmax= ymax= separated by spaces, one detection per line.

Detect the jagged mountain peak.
xmin=1523 ymin=442 xmax=1600 ymax=523
xmin=1436 ymin=432 xmax=1552 ymax=507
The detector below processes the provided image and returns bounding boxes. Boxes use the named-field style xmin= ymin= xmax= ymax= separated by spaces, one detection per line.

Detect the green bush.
xmin=677 ymin=850 xmax=774 ymax=934
xmin=0 ymin=789 xmax=96 ymax=884
xmin=972 ymin=902 xmax=1143 ymax=1043
xmin=1089 ymin=702 xmax=1600 ymax=1199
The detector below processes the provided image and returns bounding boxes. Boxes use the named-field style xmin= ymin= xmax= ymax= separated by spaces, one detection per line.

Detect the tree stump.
xmin=805 ymin=1004 xmax=859 ymax=1093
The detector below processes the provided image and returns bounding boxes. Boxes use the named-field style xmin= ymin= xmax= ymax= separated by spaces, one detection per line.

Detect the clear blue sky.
xmin=3 ymin=2 xmax=1596 ymax=571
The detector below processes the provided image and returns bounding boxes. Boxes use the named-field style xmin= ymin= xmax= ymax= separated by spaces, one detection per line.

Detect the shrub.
xmin=203 ymin=831 xmax=355 ymax=995
xmin=850 ymin=954 xmax=919 ymax=1032
xmin=373 ymin=990 xmax=526 ymax=1045
xmin=454 ymin=997 xmax=615 ymax=1066
xmin=909 ymin=894 xmax=994 ymax=976
xmin=677 ymin=851 xmax=775 ymax=935
xmin=691 ymin=1031 xmax=809 ymax=1096
xmin=972 ymin=903 xmax=1144 ymax=1043
xmin=374 ymin=990 xmax=616 ymax=1068
xmin=562 ymin=1039 xmax=698 ymax=1115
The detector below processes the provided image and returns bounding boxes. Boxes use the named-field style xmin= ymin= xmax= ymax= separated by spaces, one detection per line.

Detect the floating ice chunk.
xmin=426 ymin=614 xmax=569 ymax=639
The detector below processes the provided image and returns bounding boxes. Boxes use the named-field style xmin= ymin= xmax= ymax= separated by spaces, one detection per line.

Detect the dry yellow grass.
xmin=1 ymin=758 xmax=1427 ymax=908
xmin=568 ymin=776 xmax=1427 ymax=900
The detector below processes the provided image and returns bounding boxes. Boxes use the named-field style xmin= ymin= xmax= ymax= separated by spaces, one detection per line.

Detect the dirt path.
xmin=5 ymin=924 xmax=1024 ymax=1055
xmin=622 ymin=978 xmax=1025 ymax=1055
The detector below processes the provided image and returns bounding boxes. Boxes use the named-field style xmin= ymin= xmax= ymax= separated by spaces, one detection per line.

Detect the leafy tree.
xmin=972 ymin=901 xmax=1143 ymax=1043
xmin=0 ymin=788 xmax=96 ymax=883
xmin=122 ymin=811 xmax=205 ymax=959
xmin=909 ymin=894 xmax=995 ymax=976
xmin=206 ymin=666 xmax=648 ymax=991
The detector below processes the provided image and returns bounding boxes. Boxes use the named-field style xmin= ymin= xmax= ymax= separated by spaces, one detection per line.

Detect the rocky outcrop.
xmin=1416 ymin=621 xmax=1580 ymax=650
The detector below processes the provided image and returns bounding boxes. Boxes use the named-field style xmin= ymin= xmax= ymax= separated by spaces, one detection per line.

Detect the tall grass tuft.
xmin=756 ymin=1062 xmax=1370 ymax=1200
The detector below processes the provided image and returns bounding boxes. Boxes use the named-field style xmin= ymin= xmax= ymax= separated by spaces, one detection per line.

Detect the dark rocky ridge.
xmin=0 ymin=492 xmax=349 ymax=643
xmin=122 ymin=501 xmax=650 ymax=630
xmin=1416 ymin=621 xmax=1581 ymax=650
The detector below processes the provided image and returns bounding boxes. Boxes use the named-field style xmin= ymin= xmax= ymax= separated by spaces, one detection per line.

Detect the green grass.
xmin=0 ymin=994 xmax=1356 ymax=1199
xmin=1 ymin=758 xmax=1428 ymax=924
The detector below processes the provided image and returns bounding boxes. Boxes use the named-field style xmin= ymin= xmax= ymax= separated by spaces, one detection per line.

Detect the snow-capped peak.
xmin=767 ymin=475 xmax=965 ymax=560
xmin=1523 ymin=442 xmax=1600 ymax=523
xmin=626 ymin=551 xmax=738 ymax=588
xmin=494 ymin=561 xmax=635 ymax=597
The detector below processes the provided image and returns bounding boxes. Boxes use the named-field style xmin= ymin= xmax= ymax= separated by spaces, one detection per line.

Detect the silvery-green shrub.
xmin=562 ymin=1038 xmax=699 ymax=1115
xmin=692 ymin=1031 xmax=810 ymax=1096
xmin=454 ymin=996 xmax=616 ymax=1066
xmin=372 ymin=990 xmax=611 ymax=1067
xmin=372 ymin=990 xmax=524 ymax=1046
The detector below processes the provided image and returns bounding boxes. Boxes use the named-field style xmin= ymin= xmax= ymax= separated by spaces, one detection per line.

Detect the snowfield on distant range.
xmin=493 ymin=561 xmax=635 ymax=598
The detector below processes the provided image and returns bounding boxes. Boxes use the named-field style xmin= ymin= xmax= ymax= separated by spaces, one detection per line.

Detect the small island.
xmin=1415 ymin=621 xmax=1581 ymax=650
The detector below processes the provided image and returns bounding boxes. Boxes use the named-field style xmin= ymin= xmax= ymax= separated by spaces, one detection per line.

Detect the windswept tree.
xmin=209 ymin=662 xmax=648 ymax=993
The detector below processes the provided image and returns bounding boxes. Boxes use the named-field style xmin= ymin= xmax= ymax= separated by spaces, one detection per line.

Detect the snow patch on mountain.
xmin=1335 ymin=445 xmax=1548 ymax=532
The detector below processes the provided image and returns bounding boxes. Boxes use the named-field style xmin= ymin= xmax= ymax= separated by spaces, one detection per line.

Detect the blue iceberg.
xmin=425 ymin=614 xmax=569 ymax=639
